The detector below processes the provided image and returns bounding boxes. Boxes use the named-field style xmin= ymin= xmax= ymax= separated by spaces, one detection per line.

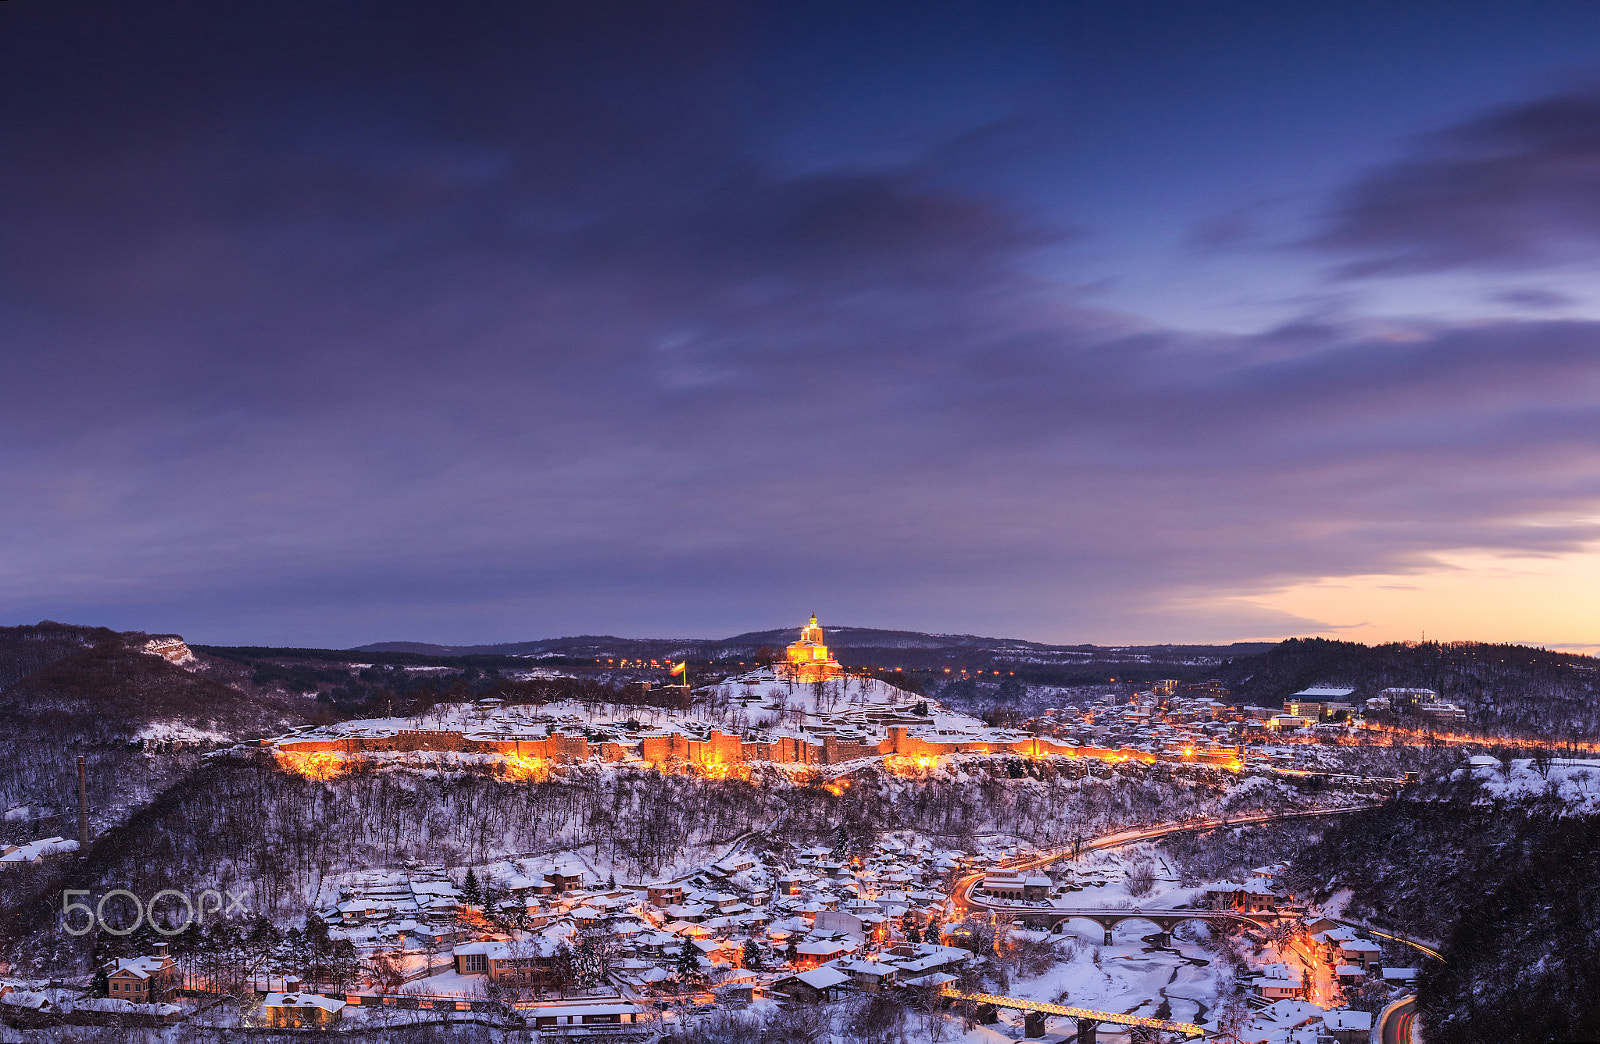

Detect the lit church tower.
xmin=784 ymin=615 xmax=843 ymax=681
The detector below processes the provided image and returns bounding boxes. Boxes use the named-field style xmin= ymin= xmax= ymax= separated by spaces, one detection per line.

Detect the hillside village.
xmin=0 ymin=618 xmax=1583 ymax=1041
xmin=0 ymin=620 xmax=1460 ymax=1041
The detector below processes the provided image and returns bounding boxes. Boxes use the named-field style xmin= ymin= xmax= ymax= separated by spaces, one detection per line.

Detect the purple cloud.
xmin=1315 ymin=87 xmax=1600 ymax=276
xmin=3 ymin=3 xmax=1600 ymax=645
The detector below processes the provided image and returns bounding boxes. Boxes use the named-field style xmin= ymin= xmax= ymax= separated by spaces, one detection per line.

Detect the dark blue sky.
xmin=6 ymin=0 xmax=1600 ymax=647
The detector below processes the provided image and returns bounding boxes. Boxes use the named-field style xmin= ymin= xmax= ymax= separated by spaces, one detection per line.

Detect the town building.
xmin=0 ymin=837 xmax=79 ymax=869
xmin=106 ymin=945 xmax=178 ymax=1004
xmin=257 ymin=993 xmax=345 ymax=1029
xmin=980 ymin=870 xmax=1050 ymax=901
xmin=453 ymin=938 xmax=565 ymax=990
xmin=1321 ymin=1009 xmax=1372 ymax=1044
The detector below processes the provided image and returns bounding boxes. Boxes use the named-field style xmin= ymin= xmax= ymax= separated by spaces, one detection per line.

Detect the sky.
xmin=5 ymin=0 xmax=1600 ymax=649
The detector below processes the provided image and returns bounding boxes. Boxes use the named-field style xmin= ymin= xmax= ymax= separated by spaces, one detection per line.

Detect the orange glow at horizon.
xmin=1236 ymin=546 xmax=1600 ymax=651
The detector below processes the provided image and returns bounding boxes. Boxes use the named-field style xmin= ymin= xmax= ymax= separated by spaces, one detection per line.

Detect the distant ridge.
xmin=351 ymin=627 xmax=1277 ymax=663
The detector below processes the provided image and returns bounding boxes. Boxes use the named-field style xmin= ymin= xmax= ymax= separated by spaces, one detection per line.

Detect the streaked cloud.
xmin=3 ymin=1 xmax=1600 ymax=645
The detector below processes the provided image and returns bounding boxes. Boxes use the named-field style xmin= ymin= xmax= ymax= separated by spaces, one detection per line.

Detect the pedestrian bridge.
xmin=937 ymin=988 xmax=1206 ymax=1041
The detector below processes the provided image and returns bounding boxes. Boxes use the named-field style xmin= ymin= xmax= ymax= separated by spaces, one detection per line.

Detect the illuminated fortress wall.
xmin=267 ymin=616 xmax=1243 ymax=775
xmin=272 ymin=724 xmax=1240 ymax=771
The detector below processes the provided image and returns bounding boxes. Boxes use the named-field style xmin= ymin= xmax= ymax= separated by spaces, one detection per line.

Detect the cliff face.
xmin=141 ymin=636 xmax=196 ymax=666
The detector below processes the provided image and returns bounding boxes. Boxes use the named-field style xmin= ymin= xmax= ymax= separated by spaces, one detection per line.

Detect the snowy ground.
xmin=1458 ymin=756 xmax=1600 ymax=812
xmin=1007 ymin=927 xmax=1224 ymax=1025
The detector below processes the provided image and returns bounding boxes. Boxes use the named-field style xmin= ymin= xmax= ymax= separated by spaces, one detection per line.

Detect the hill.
xmin=1211 ymin=637 xmax=1600 ymax=737
xmin=352 ymin=627 xmax=1275 ymax=681
xmin=0 ymin=622 xmax=309 ymax=845
xmin=1282 ymin=776 xmax=1600 ymax=1044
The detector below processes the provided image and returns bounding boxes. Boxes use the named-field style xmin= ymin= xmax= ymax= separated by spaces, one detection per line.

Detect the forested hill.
xmin=0 ymin=622 xmax=307 ymax=846
xmin=353 ymin=628 xmax=1274 ymax=676
xmin=1213 ymin=637 xmax=1600 ymax=736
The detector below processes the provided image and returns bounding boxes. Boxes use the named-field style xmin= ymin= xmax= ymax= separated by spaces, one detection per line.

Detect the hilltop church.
xmin=783 ymin=615 xmax=844 ymax=682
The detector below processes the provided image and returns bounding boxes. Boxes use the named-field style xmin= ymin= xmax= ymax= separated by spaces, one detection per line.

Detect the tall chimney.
xmin=77 ymin=755 xmax=90 ymax=849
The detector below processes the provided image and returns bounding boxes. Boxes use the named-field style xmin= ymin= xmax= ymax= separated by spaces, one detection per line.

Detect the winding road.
xmin=1379 ymin=994 xmax=1417 ymax=1044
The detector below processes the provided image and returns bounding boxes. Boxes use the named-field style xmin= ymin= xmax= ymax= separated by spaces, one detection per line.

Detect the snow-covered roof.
xmin=522 ymin=1002 xmax=645 ymax=1017
xmin=796 ymin=939 xmax=851 ymax=955
xmin=1323 ymin=1010 xmax=1372 ymax=1031
xmin=792 ymin=966 xmax=851 ymax=990
xmin=262 ymin=993 xmax=346 ymax=1013
xmin=108 ymin=956 xmax=172 ymax=979
xmin=0 ymin=837 xmax=78 ymax=864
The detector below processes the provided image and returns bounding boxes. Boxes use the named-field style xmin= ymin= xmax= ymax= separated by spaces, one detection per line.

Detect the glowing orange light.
xmin=695 ymin=757 xmax=750 ymax=781
xmin=501 ymin=753 xmax=550 ymax=782
xmin=883 ymin=754 xmax=941 ymax=777
xmin=274 ymin=750 xmax=347 ymax=780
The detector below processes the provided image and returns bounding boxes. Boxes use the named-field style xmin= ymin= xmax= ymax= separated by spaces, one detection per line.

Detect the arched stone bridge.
xmin=977 ymin=904 xmax=1275 ymax=947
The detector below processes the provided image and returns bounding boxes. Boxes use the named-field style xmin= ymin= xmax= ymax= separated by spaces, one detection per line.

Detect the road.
xmin=1342 ymin=923 xmax=1445 ymax=964
xmin=1379 ymin=994 xmax=1417 ymax=1044
xmin=951 ymin=804 xmax=1377 ymax=916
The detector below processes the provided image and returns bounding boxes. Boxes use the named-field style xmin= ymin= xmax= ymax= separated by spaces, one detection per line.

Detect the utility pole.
xmin=77 ymin=754 xmax=90 ymax=849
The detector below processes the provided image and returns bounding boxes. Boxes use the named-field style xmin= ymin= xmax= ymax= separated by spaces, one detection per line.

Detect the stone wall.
xmin=273 ymin=724 xmax=1241 ymax=771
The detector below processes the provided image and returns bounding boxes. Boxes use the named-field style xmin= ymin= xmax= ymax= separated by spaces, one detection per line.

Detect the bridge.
xmin=938 ymin=988 xmax=1206 ymax=1041
xmin=966 ymin=904 xmax=1274 ymax=946
xmin=950 ymin=806 xmax=1376 ymax=940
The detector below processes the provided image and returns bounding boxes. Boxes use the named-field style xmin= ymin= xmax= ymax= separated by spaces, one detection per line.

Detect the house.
xmin=106 ymin=945 xmax=179 ymax=1004
xmin=1382 ymin=967 xmax=1419 ymax=986
xmin=257 ymin=992 xmax=345 ymax=1029
xmin=523 ymin=1001 xmax=646 ymax=1031
xmin=1337 ymin=938 xmax=1381 ymax=972
xmin=1203 ymin=882 xmax=1248 ymax=909
xmin=1321 ymin=1009 xmax=1372 ymax=1044
xmin=0 ymin=989 xmax=58 ymax=1028
xmin=69 ymin=997 xmax=185 ymax=1026
xmin=547 ymin=864 xmax=589 ymax=893
xmin=831 ymin=957 xmax=898 ymax=990
xmin=877 ymin=942 xmax=970 ymax=978
xmin=1379 ymin=688 xmax=1437 ymax=706
xmin=0 ymin=837 xmax=79 ymax=869
xmin=1416 ymin=702 xmax=1468 ymax=725
xmin=794 ymin=939 xmax=853 ymax=968
xmin=772 ymin=966 xmax=852 ymax=1003
xmin=506 ymin=873 xmax=556 ymax=896
xmin=1253 ymin=963 xmax=1305 ymax=1000
xmin=979 ymin=870 xmax=1049 ymax=901
xmin=712 ymin=854 xmax=756 ymax=876
xmin=453 ymin=938 xmax=565 ymax=989
xmin=648 ymin=883 xmax=686 ymax=907
xmin=662 ymin=902 xmax=711 ymax=922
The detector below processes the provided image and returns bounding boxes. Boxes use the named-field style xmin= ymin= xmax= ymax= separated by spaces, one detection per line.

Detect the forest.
xmin=1280 ymin=780 xmax=1600 ymax=1044
xmin=0 ymin=751 xmax=1343 ymax=976
xmin=1211 ymin=638 xmax=1600 ymax=739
